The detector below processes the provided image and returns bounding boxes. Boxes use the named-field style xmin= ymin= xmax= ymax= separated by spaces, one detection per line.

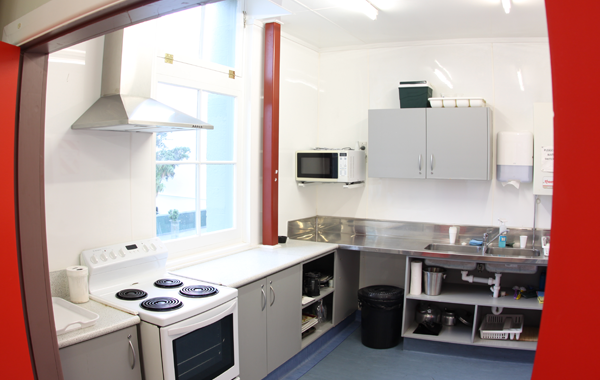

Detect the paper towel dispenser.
xmin=497 ymin=131 xmax=533 ymax=188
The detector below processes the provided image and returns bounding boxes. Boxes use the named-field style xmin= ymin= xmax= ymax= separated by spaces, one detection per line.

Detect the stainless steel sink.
xmin=486 ymin=247 xmax=541 ymax=257
xmin=423 ymin=243 xmax=483 ymax=254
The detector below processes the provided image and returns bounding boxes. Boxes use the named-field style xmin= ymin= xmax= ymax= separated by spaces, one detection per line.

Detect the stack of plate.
xmin=428 ymin=97 xmax=486 ymax=108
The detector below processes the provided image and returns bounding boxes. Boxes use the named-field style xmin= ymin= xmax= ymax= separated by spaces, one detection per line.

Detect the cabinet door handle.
xmin=261 ymin=284 xmax=266 ymax=311
xmin=418 ymin=154 xmax=422 ymax=171
xmin=269 ymin=281 xmax=276 ymax=307
xmin=430 ymin=154 xmax=434 ymax=171
xmin=128 ymin=334 xmax=136 ymax=370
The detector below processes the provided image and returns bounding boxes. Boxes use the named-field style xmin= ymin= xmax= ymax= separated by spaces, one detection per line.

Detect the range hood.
xmin=72 ymin=29 xmax=213 ymax=133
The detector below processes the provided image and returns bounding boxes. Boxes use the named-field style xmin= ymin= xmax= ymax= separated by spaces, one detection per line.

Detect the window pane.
xmin=202 ymin=0 xmax=237 ymax=67
xmin=153 ymin=0 xmax=237 ymax=68
xmin=156 ymin=164 xmax=198 ymax=240
xmin=155 ymin=83 xmax=198 ymax=161
xmin=200 ymin=92 xmax=235 ymax=161
xmin=201 ymin=164 xmax=234 ymax=233
xmin=155 ymin=7 xmax=203 ymax=60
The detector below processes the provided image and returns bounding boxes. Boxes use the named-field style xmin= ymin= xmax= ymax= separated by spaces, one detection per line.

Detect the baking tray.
xmin=52 ymin=297 xmax=99 ymax=335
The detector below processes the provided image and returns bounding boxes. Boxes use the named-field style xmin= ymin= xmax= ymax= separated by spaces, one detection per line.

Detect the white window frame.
xmin=151 ymin=1 xmax=248 ymax=260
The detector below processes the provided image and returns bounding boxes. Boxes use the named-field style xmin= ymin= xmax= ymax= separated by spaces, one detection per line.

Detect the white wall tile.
xmin=297 ymin=40 xmax=554 ymax=231
xmin=490 ymin=43 xmax=553 ymax=229
xmin=44 ymin=36 xmax=156 ymax=271
xmin=278 ymin=36 xmax=320 ymax=235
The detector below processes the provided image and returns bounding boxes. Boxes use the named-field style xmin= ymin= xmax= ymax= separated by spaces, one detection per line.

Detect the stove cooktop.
xmin=81 ymin=238 xmax=237 ymax=327
xmin=90 ymin=274 xmax=237 ymax=327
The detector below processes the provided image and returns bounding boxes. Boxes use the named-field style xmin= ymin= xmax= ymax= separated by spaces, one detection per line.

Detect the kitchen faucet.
xmin=482 ymin=230 xmax=509 ymax=254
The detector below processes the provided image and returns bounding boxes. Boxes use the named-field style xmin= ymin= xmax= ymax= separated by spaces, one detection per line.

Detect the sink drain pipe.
xmin=461 ymin=271 xmax=504 ymax=314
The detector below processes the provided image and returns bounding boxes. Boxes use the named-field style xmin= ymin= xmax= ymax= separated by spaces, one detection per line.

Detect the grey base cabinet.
xmin=368 ymin=107 xmax=492 ymax=180
xmin=59 ymin=325 xmax=142 ymax=380
xmin=238 ymin=265 xmax=302 ymax=380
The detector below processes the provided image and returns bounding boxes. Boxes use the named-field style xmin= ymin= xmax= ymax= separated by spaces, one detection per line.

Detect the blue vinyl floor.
xmin=289 ymin=322 xmax=534 ymax=380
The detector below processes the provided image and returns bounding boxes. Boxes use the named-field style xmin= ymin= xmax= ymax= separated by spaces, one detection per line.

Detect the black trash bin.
xmin=358 ymin=285 xmax=404 ymax=349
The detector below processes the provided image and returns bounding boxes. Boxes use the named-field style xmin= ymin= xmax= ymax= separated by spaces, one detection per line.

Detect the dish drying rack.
xmin=479 ymin=314 xmax=524 ymax=340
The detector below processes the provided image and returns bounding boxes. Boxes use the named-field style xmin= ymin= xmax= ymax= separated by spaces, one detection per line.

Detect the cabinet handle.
xmin=430 ymin=154 xmax=434 ymax=171
xmin=418 ymin=154 xmax=422 ymax=171
xmin=261 ymin=284 xmax=266 ymax=311
xmin=269 ymin=281 xmax=276 ymax=307
xmin=128 ymin=334 xmax=136 ymax=370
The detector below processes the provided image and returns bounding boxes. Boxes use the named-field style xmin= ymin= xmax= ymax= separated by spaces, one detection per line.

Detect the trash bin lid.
xmin=358 ymin=285 xmax=404 ymax=301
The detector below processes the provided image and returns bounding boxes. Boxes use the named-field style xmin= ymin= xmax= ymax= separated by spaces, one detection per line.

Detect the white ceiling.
xmin=276 ymin=0 xmax=548 ymax=49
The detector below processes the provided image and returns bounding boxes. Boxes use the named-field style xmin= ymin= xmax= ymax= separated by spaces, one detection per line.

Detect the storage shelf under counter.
xmin=402 ymin=256 xmax=543 ymax=352
xmin=405 ymin=283 xmax=543 ymax=311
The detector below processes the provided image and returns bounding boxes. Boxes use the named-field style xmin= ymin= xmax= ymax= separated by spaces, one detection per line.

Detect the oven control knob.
xmin=100 ymin=253 xmax=108 ymax=262
xmin=109 ymin=251 xmax=117 ymax=259
xmin=119 ymin=249 xmax=125 ymax=257
xmin=142 ymin=244 xmax=149 ymax=252
xmin=90 ymin=255 xmax=98 ymax=264
xmin=150 ymin=243 xmax=157 ymax=251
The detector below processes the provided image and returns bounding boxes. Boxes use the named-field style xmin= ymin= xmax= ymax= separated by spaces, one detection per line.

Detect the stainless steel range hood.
xmin=72 ymin=29 xmax=213 ymax=133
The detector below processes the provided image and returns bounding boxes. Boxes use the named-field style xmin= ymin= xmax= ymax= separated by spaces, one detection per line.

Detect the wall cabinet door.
xmin=368 ymin=109 xmax=427 ymax=179
xmin=368 ymin=108 xmax=491 ymax=180
xmin=238 ymin=278 xmax=268 ymax=380
xmin=60 ymin=325 xmax=142 ymax=380
xmin=426 ymin=108 xmax=491 ymax=180
xmin=266 ymin=265 xmax=302 ymax=373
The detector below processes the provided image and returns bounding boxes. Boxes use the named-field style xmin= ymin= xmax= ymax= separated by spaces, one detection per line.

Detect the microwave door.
xmin=297 ymin=153 xmax=338 ymax=180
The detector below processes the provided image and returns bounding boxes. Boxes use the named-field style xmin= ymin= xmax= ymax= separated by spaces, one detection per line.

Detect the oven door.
xmin=296 ymin=152 xmax=339 ymax=181
xmin=160 ymin=298 xmax=239 ymax=380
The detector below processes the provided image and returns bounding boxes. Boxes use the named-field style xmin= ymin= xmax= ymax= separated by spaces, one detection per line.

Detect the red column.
xmin=533 ymin=1 xmax=600 ymax=378
xmin=0 ymin=41 xmax=35 ymax=379
xmin=262 ymin=22 xmax=281 ymax=246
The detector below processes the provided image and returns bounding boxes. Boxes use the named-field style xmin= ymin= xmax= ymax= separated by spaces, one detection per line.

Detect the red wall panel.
xmin=533 ymin=1 xmax=600 ymax=378
xmin=0 ymin=41 xmax=34 ymax=378
xmin=262 ymin=22 xmax=281 ymax=246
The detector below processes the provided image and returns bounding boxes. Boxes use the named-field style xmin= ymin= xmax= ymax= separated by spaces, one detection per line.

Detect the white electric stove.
xmin=81 ymin=238 xmax=239 ymax=380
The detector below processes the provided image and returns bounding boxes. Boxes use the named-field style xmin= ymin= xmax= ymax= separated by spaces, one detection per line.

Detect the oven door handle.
xmin=167 ymin=302 xmax=236 ymax=337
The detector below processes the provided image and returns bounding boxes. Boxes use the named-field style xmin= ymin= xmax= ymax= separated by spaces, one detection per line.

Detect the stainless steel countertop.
xmin=312 ymin=234 xmax=549 ymax=265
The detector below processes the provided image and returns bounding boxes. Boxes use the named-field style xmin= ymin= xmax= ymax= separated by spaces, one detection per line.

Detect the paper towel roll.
xmin=410 ymin=261 xmax=422 ymax=295
xmin=67 ymin=266 xmax=89 ymax=303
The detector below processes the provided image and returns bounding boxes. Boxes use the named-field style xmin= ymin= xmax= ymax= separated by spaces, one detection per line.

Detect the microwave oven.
xmin=296 ymin=150 xmax=366 ymax=183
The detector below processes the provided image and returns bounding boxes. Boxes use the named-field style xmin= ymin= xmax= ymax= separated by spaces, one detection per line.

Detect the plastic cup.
xmin=449 ymin=226 xmax=458 ymax=244
xmin=520 ymin=236 xmax=528 ymax=248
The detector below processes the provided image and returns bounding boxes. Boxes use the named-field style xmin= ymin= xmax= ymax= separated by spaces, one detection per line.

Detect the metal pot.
xmin=442 ymin=309 xmax=456 ymax=326
xmin=415 ymin=302 xmax=441 ymax=324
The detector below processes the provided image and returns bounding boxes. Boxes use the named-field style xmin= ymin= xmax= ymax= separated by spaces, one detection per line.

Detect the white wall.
xmin=45 ymin=36 xmax=156 ymax=272
xmin=278 ymin=36 xmax=320 ymax=235
xmin=282 ymin=40 xmax=553 ymax=231
xmin=45 ymin=20 xmax=267 ymax=272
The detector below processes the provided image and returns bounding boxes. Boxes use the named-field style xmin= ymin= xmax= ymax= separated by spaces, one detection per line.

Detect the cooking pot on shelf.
xmin=303 ymin=272 xmax=321 ymax=297
xmin=442 ymin=309 xmax=456 ymax=326
xmin=415 ymin=302 xmax=441 ymax=324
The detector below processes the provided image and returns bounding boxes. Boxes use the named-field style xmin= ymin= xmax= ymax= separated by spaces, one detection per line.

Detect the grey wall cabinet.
xmin=59 ymin=325 xmax=142 ymax=380
xmin=238 ymin=265 xmax=302 ymax=380
xmin=368 ymin=108 xmax=492 ymax=180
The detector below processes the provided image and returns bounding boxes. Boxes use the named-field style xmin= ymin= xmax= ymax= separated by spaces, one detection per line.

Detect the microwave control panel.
xmin=339 ymin=152 xmax=348 ymax=178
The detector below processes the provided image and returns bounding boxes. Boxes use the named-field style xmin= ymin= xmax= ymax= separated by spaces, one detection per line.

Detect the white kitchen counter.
xmin=55 ymin=299 xmax=140 ymax=349
xmin=171 ymin=240 xmax=338 ymax=288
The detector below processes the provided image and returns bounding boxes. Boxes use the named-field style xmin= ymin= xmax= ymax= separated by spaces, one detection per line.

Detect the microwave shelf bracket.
xmin=297 ymin=181 xmax=318 ymax=188
xmin=343 ymin=181 xmax=365 ymax=189
xmin=297 ymin=181 xmax=365 ymax=189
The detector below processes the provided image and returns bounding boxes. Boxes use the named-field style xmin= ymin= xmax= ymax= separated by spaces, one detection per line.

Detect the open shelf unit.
xmin=301 ymin=252 xmax=335 ymax=348
xmin=302 ymin=287 xmax=334 ymax=308
xmin=402 ymin=257 xmax=545 ymax=351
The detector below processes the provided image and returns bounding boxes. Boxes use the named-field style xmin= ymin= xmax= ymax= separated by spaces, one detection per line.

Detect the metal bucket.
xmin=423 ymin=267 xmax=446 ymax=296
